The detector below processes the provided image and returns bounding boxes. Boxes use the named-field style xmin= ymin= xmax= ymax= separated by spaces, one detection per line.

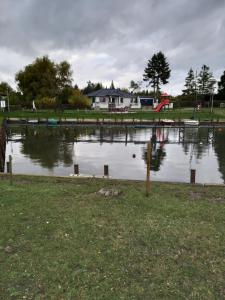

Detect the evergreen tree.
xmin=143 ymin=51 xmax=171 ymax=93
xmin=182 ymin=68 xmax=196 ymax=95
xmin=218 ymin=70 xmax=225 ymax=96
xmin=82 ymin=81 xmax=103 ymax=94
xmin=110 ymin=80 xmax=115 ymax=89
xmin=197 ymin=65 xmax=216 ymax=95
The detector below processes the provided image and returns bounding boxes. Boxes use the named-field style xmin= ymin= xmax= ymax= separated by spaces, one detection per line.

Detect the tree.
xmin=182 ymin=68 xmax=196 ymax=95
xmin=0 ymin=82 xmax=22 ymax=105
xmin=0 ymin=82 xmax=13 ymax=96
xmin=197 ymin=65 xmax=216 ymax=95
xmin=129 ymin=80 xmax=141 ymax=92
xmin=83 ymin=81 xmax=103 ymax=94
xmin=15 ymin=56 xmax=73 ymax=106
xmin=110 ymin=80 xmax=115 ymax=89
xmin=143 ymin=51 xmax=171 ymax=93
xmin=56 ymin=61 xmax=73 ymax=91
xmin=218 ymin=70 xmax=225 ymax=96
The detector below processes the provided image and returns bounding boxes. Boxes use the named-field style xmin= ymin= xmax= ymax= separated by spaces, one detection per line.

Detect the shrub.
xmin=36 ymin=97 xmax=57 ymax=109
xmin=68 ymin=90 xmax=91 ymax=109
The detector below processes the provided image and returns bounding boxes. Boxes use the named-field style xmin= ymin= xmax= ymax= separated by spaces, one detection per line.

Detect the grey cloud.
xmin=0 ymin=0 xmax=224 ymax=94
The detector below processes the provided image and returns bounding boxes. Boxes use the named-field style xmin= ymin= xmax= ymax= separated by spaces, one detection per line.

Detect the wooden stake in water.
xmin=146 ymin=142 xmax=151 ymax=196
xmin=9 ymin=155 xmax=12 ymax=185
xmin=74 ymin=164 xmax=79 ymax=175
xmin=190 ymin=169 xmax=196 ymax=184
xmin=104 ymin=165 xmax=109 ymax=177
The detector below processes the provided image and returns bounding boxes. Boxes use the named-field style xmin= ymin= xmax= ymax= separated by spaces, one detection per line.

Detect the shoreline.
xmin=0 ymin=173 xmax=224 ymax=187
xmin=5 ymin=117 xmax=225 ymax=127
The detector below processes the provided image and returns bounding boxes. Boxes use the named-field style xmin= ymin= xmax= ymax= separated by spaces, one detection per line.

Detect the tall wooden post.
xmin=190 ymin=169 xmax=196 ymax=184
xmin=9 ymin=155 xmax=12 ymax=185
xmin=74 ymin=164 xmax=79 ymax=175
xmin=146 ymin=142 xmax=151 ymax=196
xmin=104 ymin=165 xmax=109 ymax=177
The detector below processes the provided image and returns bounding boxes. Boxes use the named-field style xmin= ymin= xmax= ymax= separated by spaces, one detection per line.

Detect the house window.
xmin=112 ymin=98 xmax=115 ymax=103
xmin=120 ymin=98 xmax=123 ymax=103
xmin=92 ymin=97 xmax=95 ymax=103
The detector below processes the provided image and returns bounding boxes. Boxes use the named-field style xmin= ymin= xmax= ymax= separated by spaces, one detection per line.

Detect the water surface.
xmin=5 ymin=125 xmax=225 ymax=184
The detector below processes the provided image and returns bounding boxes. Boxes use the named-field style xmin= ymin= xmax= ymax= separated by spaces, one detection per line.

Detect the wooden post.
xmin=146 ymin=142 xmax=151 ymax=196
xmin=6 ymin=162 xmax=10 ymax=173
xmin=9 ymin=155 xmax=12 ymax=185
xmin=190 ymin=169 xmax=196 ymax=184
xmin=104 ymin=165 xmax=109 ymax=177
xmin=74 ymin=164 xmax=79 ymax=175
xmin=125 ymin=127 xmax=128 ymax=146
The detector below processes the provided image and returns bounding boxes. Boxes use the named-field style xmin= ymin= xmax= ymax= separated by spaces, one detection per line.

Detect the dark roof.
xmin=86 ymin=89 xmax=133 ymax=98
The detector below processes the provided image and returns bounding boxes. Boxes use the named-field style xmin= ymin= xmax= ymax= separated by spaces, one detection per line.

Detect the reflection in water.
xmin=143 ymin=128 xmax=167 ymax=171
xmin=214 ymin=128 xmax=225 ymax=182
xmin=5 ymin=125 xmax=225 ymax=184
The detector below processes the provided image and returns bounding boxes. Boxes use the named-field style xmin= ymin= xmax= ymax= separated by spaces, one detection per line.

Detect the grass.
xmin=0 ymin=175 xmax=225 ymax=299
xmin=1 ymin=108 xmax=225 ymax=121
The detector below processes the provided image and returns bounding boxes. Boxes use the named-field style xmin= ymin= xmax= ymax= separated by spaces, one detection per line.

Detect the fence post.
xmin=74 ymin=164 xmax=79 ymax=175
xmin=190 ymin=169 xmax=196 ymax=184
xmin=9 ymin=155 xmax=12 ymax=185
xmin=104 ymin=165 xmax=109 ymax=177
xmin=146 ymin=142 xmax=151 ymax=196
xmin=6 ymin=162 xmax=10 ymax=173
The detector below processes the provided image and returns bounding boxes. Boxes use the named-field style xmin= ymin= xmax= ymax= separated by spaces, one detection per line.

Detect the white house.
xmin=87 ymin=88 xmax=141 ymax=110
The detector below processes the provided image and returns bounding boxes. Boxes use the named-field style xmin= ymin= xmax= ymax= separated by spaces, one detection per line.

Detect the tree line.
xmin=0 ymin=53 xmax=225 ymax=109
xmin=0 ymin=56 xmax=91 ymax=109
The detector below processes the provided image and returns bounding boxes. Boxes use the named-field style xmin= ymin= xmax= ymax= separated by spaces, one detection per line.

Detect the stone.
xmin=4 ymin=245 xmax=14 ymax=254
xmin=97 ymin=188 xmax=122 ymax=197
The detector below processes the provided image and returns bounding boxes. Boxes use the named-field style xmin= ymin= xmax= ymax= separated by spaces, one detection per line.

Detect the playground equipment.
xmin=154 ymin=92 xmax=170 ymax=112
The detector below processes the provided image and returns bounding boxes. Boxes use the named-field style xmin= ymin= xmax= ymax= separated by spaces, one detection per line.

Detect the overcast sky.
xmin=0 ymin=0 xmax=224 ymax=95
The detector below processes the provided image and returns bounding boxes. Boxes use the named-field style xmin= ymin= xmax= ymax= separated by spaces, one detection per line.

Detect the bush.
xmin=36 ymin=97 xmax=57 ymax=109
xmin=68 ymin=90 xmax=91 ymax=109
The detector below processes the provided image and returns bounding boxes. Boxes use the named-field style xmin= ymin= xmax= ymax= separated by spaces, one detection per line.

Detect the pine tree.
xmin=110 ymin=80 xmax=115 ymax=89
xmin=218 ymin=70 xmax=225 ymax=96
xmin=197 ymin=65 xmax=216 ymax=95
xmin=143 ymin=51 xmax=171 ymax=93
xmin=182 ymin=68 xmax=196 ymax=95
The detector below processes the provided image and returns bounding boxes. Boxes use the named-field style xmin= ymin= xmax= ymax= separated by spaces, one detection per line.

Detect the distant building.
xmin=87 ymin=88 xmax=140 ymax=110
xmin=87 ymin=88 xmax=158 ymax=110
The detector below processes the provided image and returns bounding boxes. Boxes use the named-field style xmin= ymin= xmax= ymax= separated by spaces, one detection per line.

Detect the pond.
xmin=4 ymin=125 xmax=225 ymax=184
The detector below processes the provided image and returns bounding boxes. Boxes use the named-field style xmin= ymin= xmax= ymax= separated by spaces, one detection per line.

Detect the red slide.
xmin=154 ymin=92 xmax=170 ymax=112
xmin=154 ymin=99 xmax=170 ymax=112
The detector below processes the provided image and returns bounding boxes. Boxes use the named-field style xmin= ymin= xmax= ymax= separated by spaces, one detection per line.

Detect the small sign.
xmin=0 ymin=100 xmax=6 ymax=108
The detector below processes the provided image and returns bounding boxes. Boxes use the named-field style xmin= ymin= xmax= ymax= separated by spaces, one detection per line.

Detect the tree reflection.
xmin=181 ymin=127 xmax=212 ymax=159
xmin=9 ymin=126 xmax=93 ymax=169
xmin=213 ymin=128 xmax=225 ymax=183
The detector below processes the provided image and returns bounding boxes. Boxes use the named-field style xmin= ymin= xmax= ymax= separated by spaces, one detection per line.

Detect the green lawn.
xmin=0 ymin=175 xmax=225 ymax=299
xmin=1 ymin=108 xmax=225 ymax=121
